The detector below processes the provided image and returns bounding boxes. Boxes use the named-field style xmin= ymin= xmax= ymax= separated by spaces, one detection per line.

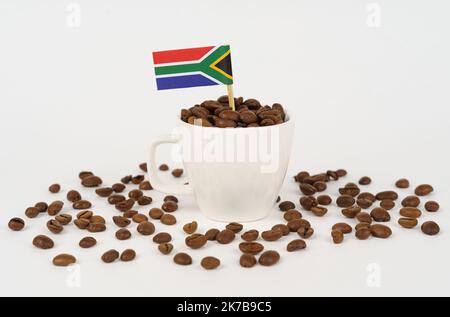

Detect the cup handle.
xmin=147 ymin=134 xmax=194 ymax=195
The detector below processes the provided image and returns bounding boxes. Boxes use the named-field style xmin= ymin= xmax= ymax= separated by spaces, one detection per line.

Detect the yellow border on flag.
xmin=210 ymin=50 xmax=233 ymax=80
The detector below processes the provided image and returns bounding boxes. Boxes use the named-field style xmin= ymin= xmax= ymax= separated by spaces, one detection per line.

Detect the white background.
xmin=1 ymin=0 xmax=449 ymax=297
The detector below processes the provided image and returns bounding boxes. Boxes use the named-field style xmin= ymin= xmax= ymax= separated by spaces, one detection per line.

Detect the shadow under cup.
xmin=149 ymin=113 xmax=295 ymax=222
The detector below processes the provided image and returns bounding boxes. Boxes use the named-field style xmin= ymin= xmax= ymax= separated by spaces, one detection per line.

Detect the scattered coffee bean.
xmin=123 ymin=210 xmax=138 ymax=218
xmin=375 ymin=191 xmax=398 ymax=201
xmin=336 ymin=169 xmax=347 ymax=177
xmin=138 ymin=181 xmax=152 ymax=191
xmin=261 ymin=230 xmax=283 ymax=241
xmin=356 ymin=198 xmax=373 ymax=209
xmin=286 ymin=239 xmax=307 ymax=252
xmin=77 ymin=210 xmax=93 ymax=220
xmin=356 ymin=212 xmax=372 ymax=224
xmin=370 ymin=224 xmax=392 ymax=239
xmin=216 ymin=229 xmax=235 ymax=244
xmin=49 ymin=184 xmax=61 ymax=193
xmin=332 ymin=223 xmax=352 ymax=234
xmin=8 ymin=218 xmax=25 ymax=231
xmin=164 ymin=195 xmax=179 ymax=203
xmin=226 ymin=222 xmax=243 ymax=233
xmin=398 ymin=218 xmax=418 ymax=229
xmin=331 ymin=230 xmax=344 ymax=244
xmin=359 ymin=176 xmax=371 ymax=185
xmin=79 ymin=171 xmax=94 ymax=179
xmin=358 ymin=192 xmax=376 ymax=202
xmin=183 ymin=221 xmax=198 ymax=234
xmin=158 ymin=243 xmax=173 ymax=255
xmin=355 ymin=228 xmax=371 ymax=240
xmin=272 ymin=224 xmax=290 ymax=236
xmin=47 ymin=220 xmax=63 ymax=234
xmin=415 ymin=184 xmax=434 ymax=196
xmin=81 ymin=175 xmax=103 ymax=187
xmin=313 ymin=181 xmax=327 ymax=192
xmin=120 ymin=249 xmax=136 ymax=262
xmin=35 ymin=202 xmax=48 ymax=213
xmin=339 ymin=186 xmax=360 ymax=197
xmin=108 ymin=194 xmax=126 ymax=205
xmin=421 ymin=221 xmax=440 ymax=236
xmin=279 ymin=201 xmax=296 ymax=211
xmin=79 ymin=236 xmax=97 ymax=248
xmin=201 ymin=256 xmax=220 ymax=270
xmin=121 ymin=175 xmax=132 ymax=184
xmin=33 ymin=235 xmax=54 ymax=249
xmin=317 ymin=195 xmax=332 ymax=206
xmin=395 ymin=178 xmax=410 ymax=188
xmin=102 ymin=249 xmax=120 ymax=263
xmin=55 ymin=214 xmax=72 ymax=225
xmin=172 ymin=169 xmax=184 ymax=178
xmin=342 ymin=206 xmax=361 ymax=218
xmin=311 ymin=206 xmax=328 ymax=217
xmin=131 ymin=175 xmax=145 ymax=185
xmin=112 ymin=183 xmax=126 ymax=193
xmin=370 ymin=207 xmax=391 ymax=222
xmin=139 ymin=162 xmax=148 ymax=172
xmin=25 ymin=207 xmax=40 ymax=219
xmin=425 ymin=201 xmax=439 ymax=212
xmin=115 ymin=228 xmax=131 ymax=240
xmin=73 ymin=200 xmax=92 ymax=210
xmin=258 ymin=250 xmax=280 ymax=266
xmin=87 ymin=222 xmax=106 ymax=233
xmin=113 ymin=216 xmax=131 ymax=228
xmin=399 ymin=207 xmax=422 ymax=218
xmin=90 ymin=215 xmax=105 ymax=224
xmin=355 ymin=222 xmax=371 ymax=231
xmin=287 ymin=219 xmax=311 ymax=232
xmin=160 ymin=214 xmax=176 ymax=225
xmin=380 ymin=199 xmax=395 ymax=210
xmin=96 ymin=187 xmax=113 ymax=197
xmin=137 ymin=221 xmax=156 ymax=235
xmin=67 ymin=190 xmax=81 ymax=203
xmin=138 ymin=196 xmax=152 ymax=206
xmin=115 ymin=199 xmax=135 ymax=212
xmin=128 ymin=189 xmax=143 ymax=200
xmin=53 ymin=254 xmax=76 ymax=267
xmin=74 ymin=218 xmax=90 ymax=229
xmin=401 ymin=195 xmax=420 ymax=207
xmin=299 ymin=196 xmax=317 ymax=211
xmin=153 ymin=232 xmax=172 ymax=244
xmin=300 ymin=183 xmax=317 ymax=196
xmin=159 ymin=164 xmax=169 ymax=171
xmin=294 ymin=171 xmax=310 ymax=183
xmin=205 ymin=228 xmax=220 ymax=241
xmin=283 ymin=210 xmax=302 ymax=221
xmin=162 ymin=201 xmax=178 ymax=213
xmin=297 ymin=226 xmax=314 ymax=239
xmin=149 ymin=208 xmax=164 ymax=220
xmin=185 ymin=234 xmax=208 ymax=249
xmin=132 ymin=213 xmax=149 ymax=224
xmin=337 ymin=195 xmax=355 ymax=208
xmin=174 ymin=252 xmax=192 ymax=265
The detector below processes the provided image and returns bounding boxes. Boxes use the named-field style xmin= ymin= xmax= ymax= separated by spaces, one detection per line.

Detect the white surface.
xmin=0 ymin=0 xmax=449 ymax=297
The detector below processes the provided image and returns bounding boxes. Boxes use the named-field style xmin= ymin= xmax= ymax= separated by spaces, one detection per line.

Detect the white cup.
xmin=148 ymin=112 xmax=295 ymax=222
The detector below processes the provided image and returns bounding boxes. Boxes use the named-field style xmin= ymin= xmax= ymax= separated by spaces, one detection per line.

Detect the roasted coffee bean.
xmin=331 ymin=230 xmax=344 ymax=244
xmin=358 ymin=192 xmax=376 ymax=202
xmin=115 ymin=228 xmax=131 ymax=240
xmin=258 ymin=250 xmax=280 ymax=266
xmin=375 ymin=191 xmax=398 ymax=201
xmin=226 ymin=222 xmax=243 ymax=233
xmin=370 ymin=224 xmax=392 ymax=239
xmin=153 ymin=232 xmax=172 ymax=244
xmin=297 ymin=226 xmax=314 ymax=239
xmin=121 ymin=175 xmax=132 ymax=184
xmin=401 ymin=195 xmax=420 ymax=207
xmin=137 ymin=196 xmax=152 ymax=206
xmin=25 ymin=207 xmax=40 ymax=218
xmin=313 ymin=181 xmax=327 ymax=192
xmin=241 ymin=229 xmax=259 ymax=242
xmin=67 ymin=190 xmax=81 ymax=203
xmin=243 ymin=98 xmax=262 ymax=109
xmin=205 ymin=228 xmax=220 ymax=241
xmin=160 ymin=214 xmax=176 ymax=225
xmin=326 ymin=170 xmax=339 ymax=180
xmin=370 ymin=207 xmax=391 ymax=222
xmin=120 ymin=249 xmax=136 ymax=262
xmin=73 ymin=200 xmax=92 ymax=210
xmin=342 ymin=206 xmax=361 ymax=218
xmin=162 ymin=201 xmax=178 ymax=213
xmin=8 ymin=218 xmax=25 ymax=231
xmin=183 ymin=221 xmax=198 ymax=234
xmin=272 ymin=224 xmax=290 ymax=236
xmin=132 ymin=213 xmax=148 ymax=223
xmin=355 ymin=228 xmax=371 ymax=240
xmin=219 ymin=109 xmax=240 ymax=121
xmin=149 ymin=208 xmax=164 ymax=220
xmin=380 ymin=199 xmax=395 ymax=210
xmin=300 ymin=183 xmax=316 ymax=196
xmin=356 ymin=212 xmax=372 ymax=224
xmin=339 ymin=186 xmax=360 ymax=197
xmin=239 ymin=111 xmax=258 ymax=124
xmin=201 ymin=256 xmax=220 ymax=270
xmin=55 ymin=214 xmax=72 ymax=225
xmin=79 ymin=171 xmax=94 ymax=179
xmin=49 ymin=184 xmax=61 ymax=193
xmin=283 ymin=210 xmax=302 ymax=221
xmin=131 ymin=175 xmax=145 ymax=185
xmin=337 ymin=195 xmax=355 ymax=208
xmin=139 ymin=162 xmax=148 ymax=172
xmin=294 ymin=171 xmax=310 ymax=183
xmin=123 ymin=210 xmax=138 ymax=218
xmin=47 ymin=220 xmax=63 ymax=234
xmin=356 ymin=198 xmax=373 ymax=209
xmin=415 ymin=184 xmax=434 ymax=196
xmin=102 ymin=249 xmax=120 ymax=263
xmin=79 ymin=236 xmax=97 ymax=248
xmin=304 ymin=173 xmax=328 ymax=184
xmin=336 ymin=169 xmax=347 ymax=177
xmin=87 ymin=222 xmax=106 ymax=233
xmin=239 ymin=242 xmax=264 ymax=255
xmin=317 ymin=195 xmax=332 ymax=206
xmin=332 ymin=223 xmax=352 ymax=234
xmin=216 ymin=229 xmax=235 ymax=244
xmin=112 ymin=183 xmax=126 ymax=193
xmin=81 ymin=175 xmax=103 ymax=187
xmin=35 ymin=202 xmax=48 ymax=213
xmin=279 ymin=201 xmax=296 ymax=211
xmin=159 ymin=164 xmax=169 ymax=171
xmin=174 ymin=253 xmax=192 ymax=265
xmin=96 ymin=187 xmax=113 ymax=197
xmin=421 ymin=221 xmax=440 ymax=236
xmin=139 ymin=181 xmax=153 ymax=191
xmin=113 ymin=216 xmax=130 ymax=228
xmin=395 ymin=178 xmax=410 ymax=188
xmin=185 ymin=234 xmax=208 ymax=249
xmin=170 ymin=168 xmax=184 ymax=178
xmin=90 ymin=215 xmax=105 ymax=224
xmin=136 ymin=221 xmax=155 ymax=236
xmin=240 ymin=253 xmax=257 ymax=268
xmin=108 ymin=194 xmax=126 ymax=205
xmin=287 ymin=219 xmax=310 ymax=232
xmin=261 ymin=230 xmax=283 ymax=241
xmin=74 ymin=218 xmax=90 ymax=229
xmin=399 ymin=207 xmax=422 ymax=218
xmin=77 ymin=210 xmax=93 ymax=220
xmin=164 ymin=195 xmax=179 ymax=203
xmin=359 ymin=176 xmax=371 ymax=185
xmin=33 ymin=235 xmax=54 ymax=249
xmin=425 ymin=201 xmax=439 ymax=212
xmin=398 ymin=218 xmax=418 ymax=229
xmin=259 ymin=118 xmax=275 ymax=126
xmin=128 ymin=189 xmax=143 ymax=200
xmin=299 ymin=196 xmax=317 ymax=211
xmin=158 ymin=243 xmax=173 ymax=255
xmin=115 ymin=199 xmax=135 ymax=212
xmin=53 ymin=254 xmax=76 ymax=267
xmin=286 ymin=239 xmax=307 ymax=252
xmin=311 ymin=206 xmax=328 ymax=217
xmin=355 ymin=222 xmax=371 ymax=231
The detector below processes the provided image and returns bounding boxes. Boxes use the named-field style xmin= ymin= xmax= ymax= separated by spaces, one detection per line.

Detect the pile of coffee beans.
xmin=180 ymin=96 xmax=287 ymax=128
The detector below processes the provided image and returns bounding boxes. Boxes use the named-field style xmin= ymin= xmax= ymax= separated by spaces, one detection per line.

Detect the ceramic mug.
xmin=147 ymin=112 xmax=295 ymax=222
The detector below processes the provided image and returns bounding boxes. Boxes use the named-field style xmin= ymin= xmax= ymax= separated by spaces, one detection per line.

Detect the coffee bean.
xmin=66 ymin=190 xmax=81 ymax=203
xmin=79 ymin=237 xmax=97 ymax=248
xmin=337 ymin=195 xmax=355 ymax=208
xmin=73 ymin=200 xmax=92 ymax=210
xmin=294 ymin=171 xmax=310 ymax=183
xmin=356 ymin=212 xmax=372 ymax=224
xmin=139 ymin=162 xmax=148 ymax=172
xmin=162 ymin=201 xmax=178 ymax=213
xmin=137 ymin=221 xmax=155 ymax=235
xmin=102 ymin=249 xmax=120 ymax=263
xmin=370 ymin=207 xmax=391 ymax=222
xmin=326 ymin=170 xmax=339 ymax=180
xmin=79 ymin=171 xmax=94 ymax=179
xmin=174 ymin=253 xmax=192 ymax=266
xmin=401 ymin=195 xmax=420 ymax=207
xmin=359 ymin=176 xmax=371 ymax=185
xmin=304 ymin=173 xmax=328 ymax=184
xmin=358 ymin=192 xmax=376 ymax=202
xmin=172 ymin=168 xmax=184 ymax=178
xmin=131 ymin=175 xmax=145 ymax=185
xmin=317 ymin=195 xmax=332 ymax=206
xmin=82 ymin=175 xmax=103 ymax=187
xmin=395 ymin=178 xmax=410 ymax=188
xmin=185 ymin=234 xmax=208 ymax=249
xmin=108 ymin=194 xmax=126 ymax=205
xmin=74 ymin=218 xmax=90 ymax=229
xmin=158 ymin=243 xmax=173 ymax=255
xmin=283 ymin=210 xmax=302 ymax=221
xmin=331 ymin=230 xmax=344 ymax=244
xmin=287 ymin=219 xmax=311 ymax=232
xmin=356 ymin=198 xmax=373 ymax=209
xmin=45 ymin=201 xmax=63 ymax=216
xmin=313 ymin=181 xmax=327 ymax=192
xmin=160 ymin=214 xmax=176 ymax=225
xmin=149 ymin=208 xmax=164 ymax=219
xmin=336 ymin=169 xmax=347 ymax=177
xmin=261 ymin=230 xmax=283 ymax=241
xmin=164 ymin=195 xmax=179 ymax=203
xmin=342 ymin=206 xmax=361 ymax=218
xmin=139 ymin=181 xmax=153 ymax=191
xmin=238 ymin=242 xmax=264 ymax=255
xmin=35 ymin=202 xmax=48 ymax=213
xmin=398 ymin=218 xmax=418 ymax=229
xmin=272 ymin=224 xmax=290 ymax=236
xmin=421 ymin=221 xmax=440 ymax=236
xmin=201 ymin=256 xmax=220 ymax=270
xmin=153 ymin=232 xmax=172 ymax=244
xmin=216 ymin=229 xmax=235 ymax=244
xmin=90 ymin=215 xmax=105 ymax=224
xmin=370 ymin=224 xmax=392 ymax=238
xmin=258 ymin=250 xmax=280 ymax=266
xmin=425 ymin=201 xmax=439 ymax=212
xmin=115 ymin=199 xmax=135 ymax=212
xmin=297 ymin=226 xmax=314 ymax=239
xmin=115 ymin=228 xmax=131 ymax=240
xmin=77 ymin=210 xmax=93 ymax=220
xmin=25 ymin=207 xmax=40 ymax=219
xmin=47 ymin=220 xmax=63 ymax=234
xmin=87 ymin=222 xmax=106 ymax=233
xmin=375 ymin=191 xmax=398 ymax=201
xmin=121 ymin=175 xmax=132 ymax=184
xmin=8 ymin=218 xmax=25 ymax=231
xmin=286 ymin=239 xmax=307 ymax=252
xmin=300 ymin=183 xmax=316 ymax=196
xmin=205 ymin=228 xmax=220 ymax=241
xmin=183 ymin=221 xmax=198 ymax=234
xmin=415 ymin=184 xmax=434 ymax=196
xmin=137 ymin=196 xmax=152 ymax=206
xmin=112 ymin=216 xmax=130 ymax=228
xmin=355 ymin=228 xmax=371 ymax=240
xmin=299 ymin=196 xmax=317 ymax=211
xmin=239 ymin=111 xmax=258 ymax=124
xmin=123 ymin=210 xmax=138 ymax=218
xmin=159 ymin=164 xmax=169 ymax=171
xmin=380 ymin=199 xmax=395 ymax=210
xmin=339 ymin=186 xmax=360 ymax=197
xmin=311 ymin=206 xmax=328 ymax=217
xmin=400 ymin=207 xmax=422 ymax=218
xmin=96 ymin=187 xmax=113 ymax=197
xmin=53 ymin=254 xmax=76 ymax=267
xmin=226 ymin=222 xmax=243 ymax=233
xmin=120 ymin=249 xmax=136 ymax=262
xmin=112 ymin=183 xmax=126 ymax=193
xmin=279 ymin=201 xmax=296 ymax=211
xmin=128 ymin=189 xmax=143 ymax=200
xmin=355 ymin=222 xmax=371 ymax=231
xmin=332 ymin=223 xmax=352 ymax=234
xmin=49 ymin=184 xmax=61 ymax=193
xmin=33 ymin=235 xmax=54 ymax=249
xmin=55 ymin=214 xmax=72 ymax=225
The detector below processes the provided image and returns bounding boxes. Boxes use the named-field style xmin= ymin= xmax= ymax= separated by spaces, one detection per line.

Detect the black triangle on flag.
xmin=214 ymin=52 xmax=233 ymax=78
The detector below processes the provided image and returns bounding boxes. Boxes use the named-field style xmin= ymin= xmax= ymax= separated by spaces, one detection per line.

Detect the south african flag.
xmin=153 ymin=45 xmax=233 ymax=90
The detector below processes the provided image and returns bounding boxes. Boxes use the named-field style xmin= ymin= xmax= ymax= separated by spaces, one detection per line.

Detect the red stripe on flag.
xmin=153 ymin=46 xmax=215 ymax=64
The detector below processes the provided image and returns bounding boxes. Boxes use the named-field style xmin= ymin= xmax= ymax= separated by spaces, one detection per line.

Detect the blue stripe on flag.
xmin=156 ymin=74 xmax=218 ymax=90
